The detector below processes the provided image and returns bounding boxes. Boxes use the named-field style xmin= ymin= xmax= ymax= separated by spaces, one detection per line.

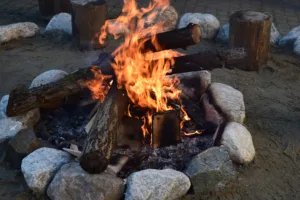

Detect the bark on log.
xmin=229 ymin=10 xmax=272 ymax=71
xmin=79 ymin=82 xmax=129 ymax=174
xmin=169 ymin=48 xmax=248 ymax=74
xmin=139 ymin=23 xmax=201 ymax=53
xmin=71 ymin=0 xmax=108 ymax=49
xmin=6 ymin=48 xmax=246 ymax=117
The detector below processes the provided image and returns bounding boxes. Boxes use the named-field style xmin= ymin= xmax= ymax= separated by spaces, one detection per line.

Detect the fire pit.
xmin=0 ymin=0 xmax=256 ymax=199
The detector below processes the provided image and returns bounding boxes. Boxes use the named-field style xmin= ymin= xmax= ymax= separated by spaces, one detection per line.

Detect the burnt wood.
xmin=79 ymin=81 xmax=129 ymax=174
xmin=139 ymin=23 xmax=201 ymax=53
xmin=169 ymin=48 xmax=248 ymax=74
xmin=229 ymin=10 xmax=272 ymax=71
xmin=6 ymin=47 xmax=246 ymax=116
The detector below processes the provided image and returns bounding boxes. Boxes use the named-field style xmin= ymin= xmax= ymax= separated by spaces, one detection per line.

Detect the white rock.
xmin=221 ymin=122 xmax=255 ymax=164
xmin=209 ymin=83 xmax=245 ymax=124
xmin=215 ymin=23 xmax=280 ymax=45
xmin=0 ymin=94 xmax=40 ymax=127
xmin=215 ymin=24 xmax=229 ymax=43
xmin=45 ymin=13 xmax=72 ymax=35
xmin=30 ymin=69 xmax=68 ymax=89
xmin=0 ymin=95 xmax=9 ymax=119
xmin=293 ymin=37 xmax=300 ymax=56
xmin=178 ymin=13 xmax=220 ymax=39
xmin=278 ymin=26 xmax=300 ymax=50
xmin=47 ymin=162 xmax=124 ymax=200
xmin=270 ymin=23 xmax=281 ymax=45
xmin=0 ymin=22 xmax=39 ymax=44
xmin=0 ymin=118 xmax=25 ymax=161
xmin=21 ymin=147 xmax=72 ymax=194
xmin=125 ymin=169 xmax=191 ymax=200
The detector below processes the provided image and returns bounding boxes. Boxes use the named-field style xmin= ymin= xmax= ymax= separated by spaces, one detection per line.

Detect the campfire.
xmin=5 ymin=0 xmax=249 ymax=175
xmin=1 ymin=0 xmax=258 ymax=198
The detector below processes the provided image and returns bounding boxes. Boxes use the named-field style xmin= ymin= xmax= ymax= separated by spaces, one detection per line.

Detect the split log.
xmin=71 ymin=0 xmax=108 ymax=49
xmin=139 ymin=23 xmax=201 ymax=53
xmin=79 ymin=81 xmax=129 ymax=174
xmin=229 ymin=10 xmax=272 ymax=71
xmin=6 ymin=48 xmax=246 ymax=117
xmin=169 ymin=48 xmax=248 ymax=74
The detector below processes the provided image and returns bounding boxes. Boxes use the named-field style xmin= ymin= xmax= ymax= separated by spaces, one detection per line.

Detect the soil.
xmin=0 ymin=34 xmax=300 ymax=200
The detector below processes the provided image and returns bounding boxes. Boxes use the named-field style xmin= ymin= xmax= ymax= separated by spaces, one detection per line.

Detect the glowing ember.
xmin=88 ymin=0 xmax=193 ymax=138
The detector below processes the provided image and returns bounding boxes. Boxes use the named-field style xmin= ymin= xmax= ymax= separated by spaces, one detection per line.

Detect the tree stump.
xmin=229 ymin=10 xmax=272 ymax=71
xmin=71 ymin=0 xmax=108 ymax=50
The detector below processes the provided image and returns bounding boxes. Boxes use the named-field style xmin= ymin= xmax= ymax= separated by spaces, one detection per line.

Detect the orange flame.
xmin=88 ymin=0 xmax=198 ymax=139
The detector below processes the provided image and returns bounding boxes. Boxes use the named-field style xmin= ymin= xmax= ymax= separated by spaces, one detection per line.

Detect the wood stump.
xmin=229 ymin=10 xmax=272 ymax=71
xmin=38 ymin=0 xmax=71 ymax=19
xmin=71 ymin=0 xmax=108 ymax=50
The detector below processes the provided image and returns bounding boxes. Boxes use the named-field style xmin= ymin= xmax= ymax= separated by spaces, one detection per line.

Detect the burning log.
xmin=139 ymin=23 xmax=201 ymax=53
xmin=169 ymin=48 xmax=248 ymax=74
xmin=79 ymin=82 xmax=129 ymax=174
xmin=6 ymin=49 xmax=246 ymax=116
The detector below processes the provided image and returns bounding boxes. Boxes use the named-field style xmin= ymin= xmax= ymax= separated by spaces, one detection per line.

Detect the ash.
xmin=116 ymin=133 xmax=214 ymax=178
xmin=34 ymin=106 xmax=89 ymax=150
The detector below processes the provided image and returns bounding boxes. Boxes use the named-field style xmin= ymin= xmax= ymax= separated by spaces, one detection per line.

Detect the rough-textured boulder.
xmin=270 ymin=23 xmax=281 ymax=45
xmin=0 ymin=95 xmax=9 ymax=119
xmin=5 ymin=128 xmax=41 ymax=168
xmin=0 ymin=22 xmax=39 ymax=44
xmin=215 ymin=24 xmax=229 ymax=43
xmin=29 ymin=69 xmax=68 ymax=89
xmin=208 ymin=83 xmax=245 ymax=124
xmin=184 ymin=147 xmax=236 ymax=196
xmin=125 ymin=169 xmax=191 ymax=200
xmin=21 ymin=148 xmax=72 ymax=194
xmin=221 ymin=122 xmax=255 ymax=164
xmin=293 ymin=37 xmax=300 ymax=56
xmin=178 ymin=13 xmax=220 ymax=39
xmin=278 ymin=26 xmax=300 ymax=51
xmin=47 ymin=162 xmax=124 ymax=200
xmin=45 ymin=13 xmax=72 ymax=36
xmin=0 ymin=118 xmax=25 ymax=161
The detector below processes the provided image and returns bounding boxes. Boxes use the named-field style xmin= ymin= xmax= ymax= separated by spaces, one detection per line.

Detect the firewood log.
xmin=79 ymin=81 xmax=129 ymax=174
xmin=6 ymin=48 xmax=247 ymax=117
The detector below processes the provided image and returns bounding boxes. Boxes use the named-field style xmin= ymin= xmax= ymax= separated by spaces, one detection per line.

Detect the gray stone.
xmin=5 ymin=128 xmax=41 ymax=168
xmin=208 ymin=83 xmax=245 ymax=124
xmin=215 ymin=23 xmax=280 ymax=45
xmin=125 ymin=169 xmax=190 ymax=200
xmin=0 ymin=22 xmax=39 ymax=44
xmin=144 ymin=6 xmax=178 ymax=32
xmin=21 ymin=147 xmax=72 ymax=194
xmin=0 ymin=95 xmax=9 ymax=119
xmin=278 ymin=26 xmax=300 ymax=51
xmin=47 ymin=162 xmax=124 ymax=200
xmin=45 ymin=13 xmax=72 ymax=36
xmin=184 ymin=147 xmax=236 ymax=196
xmin=175 ymin=70 xmax=211 ymax=101
xmin=0 ymin=94 xmax=40 ymax=126
xmin=270 ymin=23 xmax=281 ymax=45
xmin=293 ymin=37 xmax=300 ymax=56
xmin=0 ymin=118 xmax=25 ymax=161
xmin=221 ymin=122 xmax=255 ymax=164
xmin=178 ymin=13 xmax=220 ymax=39
xmin=30 ymin=69 xmax=68 ymax=89
xmin=215 ymin=24 xmax=229 ymax=43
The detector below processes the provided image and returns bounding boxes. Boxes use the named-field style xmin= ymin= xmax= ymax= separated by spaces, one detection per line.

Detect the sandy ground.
xmin=0 ymin=34 xmax=300 ymax=200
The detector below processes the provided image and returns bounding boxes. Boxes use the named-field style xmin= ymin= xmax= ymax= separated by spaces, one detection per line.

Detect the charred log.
xmin=139 ymin=23 xmax=201 ymax=53
xmin=79 ymin=81 xmax=129 ymax=174
xmin=169 ymin=48 xmax=248 ymax=74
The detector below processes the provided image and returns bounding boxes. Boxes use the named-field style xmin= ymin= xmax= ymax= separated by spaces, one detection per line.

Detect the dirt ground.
xmin=0 ymin=33 xmax=300 ymax=200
